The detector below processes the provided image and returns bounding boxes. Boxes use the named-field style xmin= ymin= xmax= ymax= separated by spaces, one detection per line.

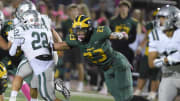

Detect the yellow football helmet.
xmin=0 ymin=63 xmax=7 ymax=79
xmin=72 ymin=15 xmax=93 ymax=42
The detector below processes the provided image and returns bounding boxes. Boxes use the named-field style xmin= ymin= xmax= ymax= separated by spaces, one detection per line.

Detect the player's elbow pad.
xmin=9 ymin=49 xmax=16 ymax=56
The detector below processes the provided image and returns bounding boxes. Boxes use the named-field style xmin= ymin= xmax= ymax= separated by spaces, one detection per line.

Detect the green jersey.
xmin=0 ymin=20 xmax=22 ymax=69
xmin=0 ymin=20 xmax=13 ymax=60
xmin=65 ymin=26 xmax=116 ymax=68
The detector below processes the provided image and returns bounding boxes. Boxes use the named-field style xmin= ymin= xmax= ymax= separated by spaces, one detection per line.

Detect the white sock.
xmin=134 ymin=89 xmax=142 ymax=96
xmin=31 ymin=98 xmax=38 ymax=101
xmin=10 ymin=91 xmax=18 ymax=97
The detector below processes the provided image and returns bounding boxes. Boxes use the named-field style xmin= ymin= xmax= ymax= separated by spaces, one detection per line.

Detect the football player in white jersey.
xmin=9 ymin=10 xmax=63 ymax=101
xmin=148 ymin=5 xmax=180 ymax=101
xmin=9 ymin=1 xmax=69 ymax=101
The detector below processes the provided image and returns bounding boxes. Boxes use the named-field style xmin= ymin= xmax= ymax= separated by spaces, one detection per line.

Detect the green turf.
xmin=4 ymin=86 xmax=114 ymax=101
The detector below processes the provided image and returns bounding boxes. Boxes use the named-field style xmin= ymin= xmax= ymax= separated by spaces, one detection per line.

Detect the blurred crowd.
xmin=1 ymin=0 xmax=180 ymax=100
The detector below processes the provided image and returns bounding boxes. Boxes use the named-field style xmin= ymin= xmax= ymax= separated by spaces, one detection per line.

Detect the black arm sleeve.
xmin=128 ymin=22 xmax=137 ymax=44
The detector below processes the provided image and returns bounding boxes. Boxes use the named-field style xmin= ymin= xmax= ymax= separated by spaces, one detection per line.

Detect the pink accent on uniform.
xmin=21 ymin=83 xmax=31 ymax=101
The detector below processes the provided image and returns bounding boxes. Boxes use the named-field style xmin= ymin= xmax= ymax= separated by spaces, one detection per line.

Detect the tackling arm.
xmin=53 ymin=42 xmax=70 ymax=51
xmin=51 ymin=28 xmax=62 ymax=42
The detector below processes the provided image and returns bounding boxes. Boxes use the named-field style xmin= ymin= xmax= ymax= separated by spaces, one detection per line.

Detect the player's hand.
xmin=7 ymin=30 xmax=14 ymax=42
xmin=153 ymin=57 xmax=165 ymax=68
xmin=116 ymin=32 xmax=128 ymax=40
xmin=111 ymin=32 xmax=128 ymax=40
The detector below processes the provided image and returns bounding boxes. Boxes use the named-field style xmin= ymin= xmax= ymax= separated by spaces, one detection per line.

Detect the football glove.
xmin=111 ymin=32 xmax=128 ymax=40
xmin=153 ymin=57 xmax=165 ymax=68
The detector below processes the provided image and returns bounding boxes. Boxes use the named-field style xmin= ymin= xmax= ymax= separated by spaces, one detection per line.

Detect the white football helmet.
xmin=155 ymin=5 xmax=179 ymax=30
xmin=15 ymin=0 xmax=36 ymax=19
xmin=21 ymin=10 xmax=41 ymax=25
xmin=162 ymin=5 xmax=180 ymax=31
xmin=174 ymin=12 xmax=180 ymax=28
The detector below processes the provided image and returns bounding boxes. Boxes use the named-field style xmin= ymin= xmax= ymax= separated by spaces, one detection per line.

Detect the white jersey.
xmin=149 ymin=28 xmax=180 ymax=73
xmin=9 ymin=25 xmax=54 ymax=75
xmin=41 ymin=14 xmax=52 ymax=30
xmin=148 ymin=28 xmax=169 ymax=54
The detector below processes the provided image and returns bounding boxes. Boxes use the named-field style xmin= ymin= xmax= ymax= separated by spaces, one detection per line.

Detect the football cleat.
xmin=54 ymin=78 xmax=71 ymax=100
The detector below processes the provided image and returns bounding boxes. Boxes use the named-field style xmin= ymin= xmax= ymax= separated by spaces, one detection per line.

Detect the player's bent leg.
xmin=104 ymin=66 xmax=133 ymax=101
xmin=10 ymin=58 xmax=32 ymax=101
xmin=12 ymin=76 xmax=23 ymax=91
xmin=76 ymin=63 xmax=84 ymax=92
xmin=158 ymin=77 xmax=177 ymax=101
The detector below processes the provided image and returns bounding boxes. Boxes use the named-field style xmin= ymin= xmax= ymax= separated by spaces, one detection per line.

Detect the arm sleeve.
xmin=96 ymin=26 xmax=112 ymax=40
xmin=9 ymin=41 xmax=18 ymax=56
xmin=167 ymin=51 xmax=180 ymax=64
xmin=128 ymin=21 xmax=137 ymax=44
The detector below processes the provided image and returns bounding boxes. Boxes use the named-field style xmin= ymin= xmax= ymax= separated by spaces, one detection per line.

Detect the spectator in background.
xmin=110 ymin=0 xmax=137 ymax=65
xmin=134 ymin=9 xmax=162 ymax=101
xmin=61 ymin=4 xmax=85 ymax=92
xmin=95 ymin=0 xmax=112 ymax=20
xmin=129 ymin=9 xmax=146 ymax=71
xmin=90 ymin=9 xmax=98 ymax=28
xmin=78 ymin=3 xmax=90 ymax=17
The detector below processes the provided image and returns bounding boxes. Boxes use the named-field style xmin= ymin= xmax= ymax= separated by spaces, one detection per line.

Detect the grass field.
xmin=4 ymin=85 xmax=114 ymax=101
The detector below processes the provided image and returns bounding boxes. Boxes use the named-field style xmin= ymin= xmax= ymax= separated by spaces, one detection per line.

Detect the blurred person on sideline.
xmin=61 ymin=4 xmax=84 ymax=92
xmin=134 ymin=7 xmax=167 ymax=100
xmin=110 ymin=0 xmax=137 ymax=65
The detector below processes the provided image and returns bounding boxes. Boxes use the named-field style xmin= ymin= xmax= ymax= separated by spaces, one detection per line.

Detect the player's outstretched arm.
xmin=109 ymin=32 xmax=128 ymax=40
xmin=51 ymin=28 xmax=62 ymax=42
xmin=53 ymin=42 xmax=70 ymax=51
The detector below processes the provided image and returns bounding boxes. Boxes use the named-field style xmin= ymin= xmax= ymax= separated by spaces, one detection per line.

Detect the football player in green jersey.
xmin=53 ymin=15 xmax=133 ymax=101
xmin=0 ymin=61 xmax=8 ymax=101
xmin=0 ymin=11 xmax=24 ymax=101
